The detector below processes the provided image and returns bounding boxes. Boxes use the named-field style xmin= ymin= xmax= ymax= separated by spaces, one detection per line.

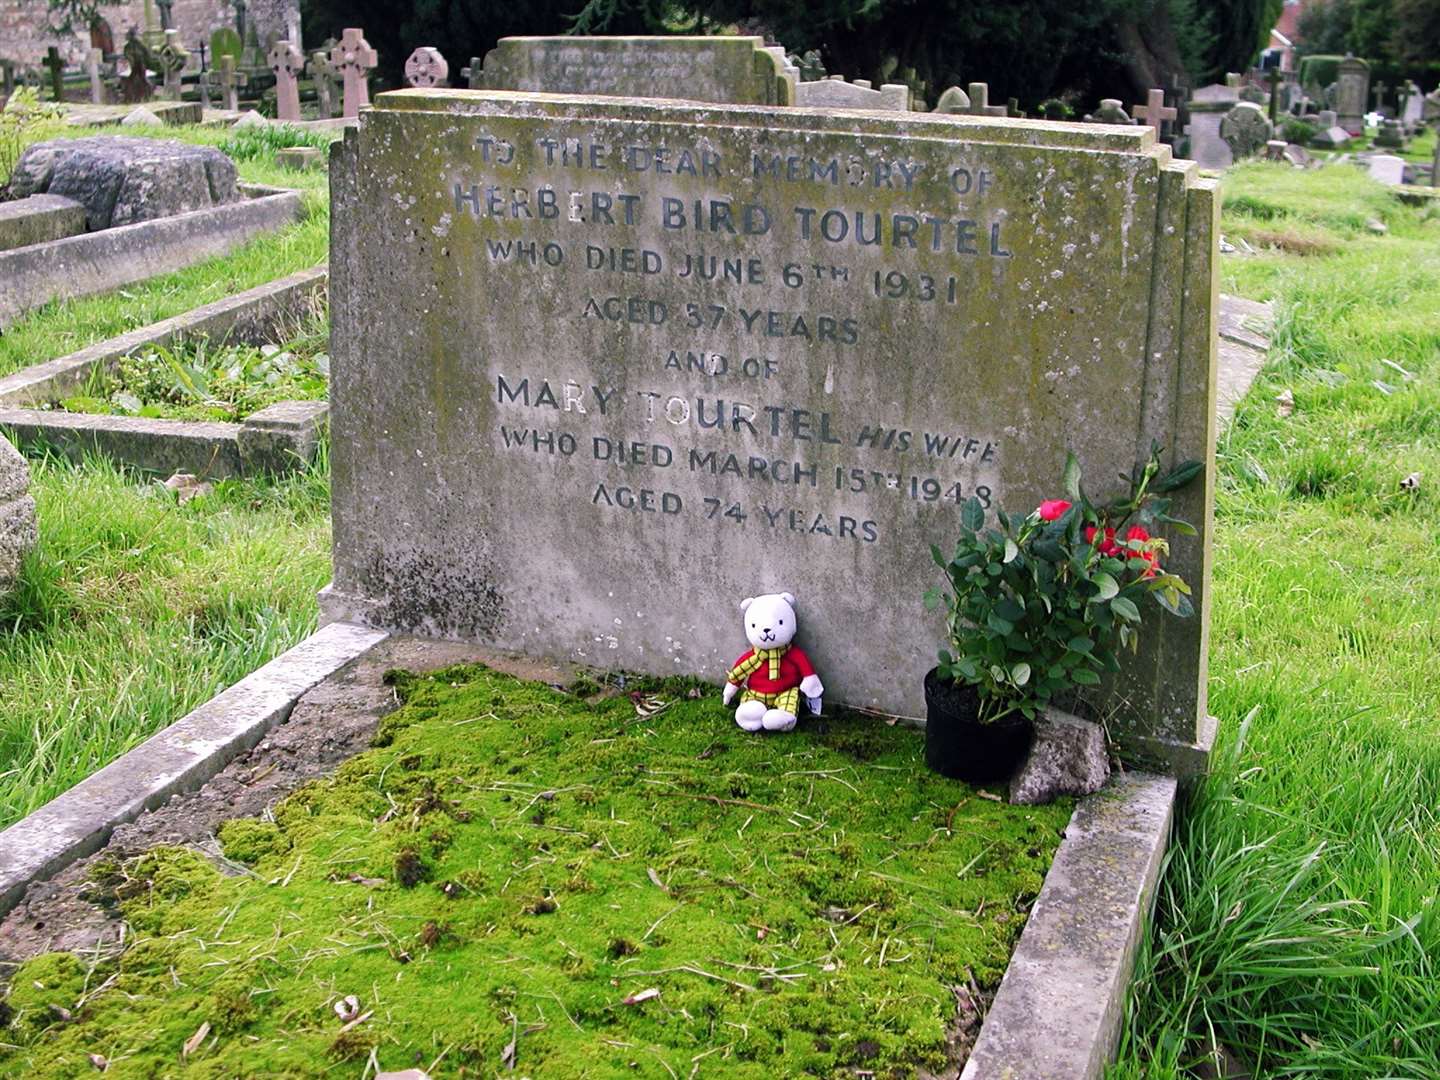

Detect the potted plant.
xmin=923 ymin=447 xmax=1201 ymax=782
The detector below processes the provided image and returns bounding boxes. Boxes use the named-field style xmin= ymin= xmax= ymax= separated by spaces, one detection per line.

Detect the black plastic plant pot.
xmin=922 ymin=669 xmax=1035 ymax=783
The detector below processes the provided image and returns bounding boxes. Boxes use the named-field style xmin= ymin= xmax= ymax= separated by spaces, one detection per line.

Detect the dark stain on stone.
xmin=362 ymin=550 xmax=506 ymax=639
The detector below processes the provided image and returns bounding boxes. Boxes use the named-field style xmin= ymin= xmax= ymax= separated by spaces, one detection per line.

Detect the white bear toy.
xmin=721 ymin=592 xmax=824 ymax=732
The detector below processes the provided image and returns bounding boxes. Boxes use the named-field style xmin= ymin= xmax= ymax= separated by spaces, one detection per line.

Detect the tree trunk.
xmin=1114 ymin=0 xmax=1189 ymax=99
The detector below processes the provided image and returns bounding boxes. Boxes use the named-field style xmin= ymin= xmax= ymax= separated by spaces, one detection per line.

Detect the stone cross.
xmin=156 ymin=0 xmax=173 ymax=30
xmin=462 ymin=56 xmax=481 ymax=89
xmin=404 ymin=46 xmax=448 ymax=88
xmin=330 ymin=28 xmax=377 ymax=119
xmin=218 ymin=53 xmax=240 ymax=111
xmin=964 ymin=82 xmax=1007 ymax=116
xmin=1371 ymin=80 xmax=1388 ymax=114
xmin=195 ymin=40 xmax=207 ymax=71
xmin=1132 ymin=88 xmax=1177 ymax=138
xmin=234 ymin=0 xmax=248 ymax=39
xmin=87 ymin=46 xmax=103 ymax=103
xmin=156 ymin=29 xmax=188 ymax=101
xmin=198 ymin=67 xmax=212 ymax=109
xmin=44 ymin=46 xmax=64 ymax=102
xmin=1266 ymin=68 xmax=1282 ymax=124
xmin=308 ymin=48 xmax=338 ymax=117
xmin=268 ymin=38 xmax=303 ymax=120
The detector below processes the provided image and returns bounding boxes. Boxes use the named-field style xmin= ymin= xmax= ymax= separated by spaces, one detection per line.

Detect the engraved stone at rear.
xmin=327 ymin=92 xmax=1218 ymax=767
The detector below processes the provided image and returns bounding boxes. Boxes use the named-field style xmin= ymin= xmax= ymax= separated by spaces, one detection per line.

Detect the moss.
xmin=217 ymin=818 xmax=292 ymax=866
xmin=0 ymin=666 xmax=1070 ymax=1077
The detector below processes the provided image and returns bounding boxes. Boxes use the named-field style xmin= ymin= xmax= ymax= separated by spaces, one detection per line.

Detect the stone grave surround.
xmin=326 ymin=91 xmax=1219 ymax=771
xmin=468 ymin=36 xmax=797 ymax=106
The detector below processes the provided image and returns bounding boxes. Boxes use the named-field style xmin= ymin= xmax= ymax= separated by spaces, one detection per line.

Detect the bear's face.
xmin=740 ymin=592 xmax=798 ymax=651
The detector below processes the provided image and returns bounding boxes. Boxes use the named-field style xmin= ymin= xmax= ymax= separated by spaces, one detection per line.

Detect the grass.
xmin=53 ymin=310 xmax=329 ymax=422
xmin=1110 ymin=163 xmax=1440 ymax=1077
xmin=0 ymin=123 xmax=332 ymax=379
xmin=0 ymin=665 xmax=1070 ymax=1077
xmin=0 ymin=449 xmax=331 ymax=828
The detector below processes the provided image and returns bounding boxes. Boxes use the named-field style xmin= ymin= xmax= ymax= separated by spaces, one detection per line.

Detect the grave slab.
xmin=0 ymin=193 xmax=87 ymax=253
xmin=326 ymin=91 xmax=1220 ymax=771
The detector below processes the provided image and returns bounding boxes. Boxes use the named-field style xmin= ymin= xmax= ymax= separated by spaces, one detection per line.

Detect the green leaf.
xmin=1062 ymin=451 xmax=1082 ymax=500
xmin=1010 ymin=662 xmax=1031 ymax=687
xmin=938 ymin=648 xmax=953 ymax=665
xmin=1154 ymin=590 xmax=1195 ymax=618
xmin=1071 ymin=667 xmax=1102 ymax=686
xmin=930 ymin=543 xmax=945 ymax=568
xmin=923 ymin=588 xmax=941 ymax=611
xmin=987 ymin=612 xmax=1014 ymax=635
xmin=1003 ymin=538 xmax=1019 ymax=564
xmin=961 ymin=496 xmax=984 ymax=531
xmin=1111 ymin=596 xmax=1141 ymax=621
xmin=995 ymin=599 xmax=1025 ymax=623
xmin=1091 ymin=572 xmax=1119 ymax=601
xmin=1067 ymin=636 xmax=1093 ymax=654
xmin=1152 ymin=459 xmax=1204 ymax=493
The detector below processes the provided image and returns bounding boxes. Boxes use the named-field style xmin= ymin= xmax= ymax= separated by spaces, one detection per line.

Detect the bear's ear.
xmin=740 ymin=597 xmax=755 ymax=612
xmin=780 ymin=592 xmax=796 ymax=606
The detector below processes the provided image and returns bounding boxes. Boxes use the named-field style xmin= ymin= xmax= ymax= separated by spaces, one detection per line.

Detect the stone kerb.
xmin=469 ymin=36 xmax=796 ymax=106
xmin=327 ymin=91 xmax=1219 ymax=772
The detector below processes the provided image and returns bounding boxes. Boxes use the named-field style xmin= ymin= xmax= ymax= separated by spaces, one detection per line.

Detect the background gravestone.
xmin=326 ymin=91 xmax=1220 ymax=773
xmin=469 ymin=36 xmax=796 ymax=106
xmin=0 ymin=436 xmax=38 ymax=601
xmin=1334 ymin=55 xmax=1369 ymax=135
xmin=8 ymin=136 xmax=239 ymax=230
xmin=1220 ymin=102 xmax=1273 ymax=160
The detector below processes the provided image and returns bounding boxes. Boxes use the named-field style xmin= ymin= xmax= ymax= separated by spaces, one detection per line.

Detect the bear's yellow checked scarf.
xmin=729 ymin=645 xmax=788 ymax=683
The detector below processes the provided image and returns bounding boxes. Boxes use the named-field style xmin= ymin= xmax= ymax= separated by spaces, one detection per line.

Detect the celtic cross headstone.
xmin=1220 ymin=101 xmax=1272 ymax=159
xmin=156 ymin=29 xmax=188 ymax=101
xmin=268 ymin=38 xmax=304 ymax=120
xmin=330 ymin=28 xmax=376 ymax=119
xmin=405 ymin=46 xmax=448 ymax=88
xmin=218 ymin=53 xmax=241 ymax=111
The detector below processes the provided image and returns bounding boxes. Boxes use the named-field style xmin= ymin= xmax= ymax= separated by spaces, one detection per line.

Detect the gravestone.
xmin=87 ymin=47 xmax=103 ymax=103
xmin=795 ymin=77 xmax=909 ymax=111
xmin=958 ymin=82 xmax=1006 ymax=117
xmin=404 ymin=46 xmax=448 ymax=88
xmin=211 ymin=27 xmax=243 ymax=68
xmin=1400 ymin=80 xmax=1423 ymax=132
xmin=468 ymin=36 xmax=796 ymax=106
xmin=0 ymin=435 xmax=38 ymax=602
xmin=308 ymin=47 xmax=338 ymax=117
xmin=44 ymin=46 xmax=64 ymax=102
xmin=1183 ymin=111 xmax=1229 ymax=168
xmin=1370 ymin=79 xmax=1389 ymax=115
xmin=268 ymin=38 xmax=303 ymax=121
xmin=1220 ymin=101 xmax=1272 ymax=159
xmin=156 ymin=30 xmax=188 ymax=101
xmin=1191 ymin=82 xmax=1238 ymax=105
xmin=326 ymin=90 xmax=1220 ymax=772
xmin=9 ymin=136 xmax=239 ymax=229
xmin=120 ymin=33 xmax=153 ymax=103
xmin=1367 ymin=154 xmax=1405 ymax=185
xmin=218 ymin=54 xmax=241 ymax=111
xmin=1133 ymin=88 xmax=1177 ymax=139
xmin=1334 ymin=55 xmax=1369 ymax=135
xmin=1239 ymin=83 xmax=1266 ymax=105
xmin=1086 ymin=99 xmax=1136 ymax=125
xmin=1373 ymin=117 xmax=1406 ymax=148
xmin=932 ymin=85 xmax=971 ymax=113
xmin=329 ymin=28 xmax=376 ymax=119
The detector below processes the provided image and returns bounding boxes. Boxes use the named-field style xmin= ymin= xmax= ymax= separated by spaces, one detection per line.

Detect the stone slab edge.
xmin=0 ymin=190 xmax=304 ymax=330
xmin=960 ymin=771 xmax=1177 ymax=1080
xmin=0 ymin=621 xmax=388 ymax=921
xmin=0 ymin=266 xmax=328 ymax=407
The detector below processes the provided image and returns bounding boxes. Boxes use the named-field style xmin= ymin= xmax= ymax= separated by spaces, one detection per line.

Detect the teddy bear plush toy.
xmin=722 ymin=592 xmax=824 ymax=732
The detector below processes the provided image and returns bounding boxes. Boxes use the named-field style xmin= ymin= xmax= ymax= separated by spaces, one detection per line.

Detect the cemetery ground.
xmin=0 ymin=141 xmax=1437 ymax=1076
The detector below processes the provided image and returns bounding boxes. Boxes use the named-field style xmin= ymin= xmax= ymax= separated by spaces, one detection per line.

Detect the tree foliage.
xmin=1299 ymin=0 xmax=1440 ymax=65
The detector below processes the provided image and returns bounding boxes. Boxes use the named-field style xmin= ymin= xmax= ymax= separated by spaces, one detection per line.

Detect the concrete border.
xmin=0 ymin=188 xmax=305 ymax=329
xmin=961 ymin=772 xmax=1177 ymax=1079
xmin=0 ymin=621 xmax=388 ymax=921
xmin=0 ymin=267 xmax=328 ymax=407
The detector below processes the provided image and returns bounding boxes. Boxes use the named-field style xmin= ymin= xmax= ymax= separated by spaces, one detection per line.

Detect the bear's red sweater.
xmin=727 ymin=646 xmax=816 ymax=696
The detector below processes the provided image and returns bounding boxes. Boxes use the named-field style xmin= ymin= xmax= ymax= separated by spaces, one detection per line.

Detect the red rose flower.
xmin=1125 ymin=525 xmax=1150 ymax=544
xmin=1085 ymin=524 xmax=1122 ymax=557
xmin=1038 ymin=499 xmax=1072 ymax=521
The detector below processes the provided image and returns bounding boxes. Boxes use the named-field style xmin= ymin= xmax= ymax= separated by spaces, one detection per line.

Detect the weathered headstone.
xmin=795 ymin=76 xmax=909 ymax=111
xmin=326 ymin=91 xmax=1220 ymax=772
xmin=1086 ymin=98 xmax=1136 ymax=125
xmin=1264 ymin=139 xmax=1287 ymax=161
xmin=0 ymin=435 xmax=38 ymax=602
xmin=120 ymin=33 xmax=153 ymax=103
xmin=308 ymin=47 xmax=338 ymax=117
xmin=1133 ymin=88 xmax=1177 ymax=139
xmin=9 ymin=136 xmax=239 ymax=229
xmin=1367 ymin=153 xmax=1405 ymax=185
xmin=218 ymin=54 xmax=241 ymax=111
xmin=404 ymin=46 xmax=448 ymax=88
xmin=932 ymin=85 xmax=971 ymax=113
xmin=87 ymin=47 xmax=104 ymax=104
xmin=329 ymin=28 xmax=376 ymax=119
xmin=268 ymin=38 xmax=303 ymax=121
xmin=467 ymin=36 xmax=795 ymax=106
xmin=1373 ymin=117 xmax=1406 ymax=148
xmin=1400 ymin=80 xmax=1423 ymax=132
xmin=44 ymin=46 xmax=64 ymax=102
xmin=1220 ymin=101 xmax=1272 ymax=159
xmin=959 ymin=82 xmax=1006 ymax=117
xmin=1334 ymin=55 xmax=1369 ymax=135
xmin=156 ymin=30 xmax=188 ymax=102
xmin=211 ymin=27 xmax=243 ymax=68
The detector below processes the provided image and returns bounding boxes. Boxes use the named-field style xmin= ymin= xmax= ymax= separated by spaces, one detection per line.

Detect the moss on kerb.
xmin=0 ymin=664 xmax=1070 ymax=1077
xmin=372 ymin=88 xmax=1158 ymax=156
